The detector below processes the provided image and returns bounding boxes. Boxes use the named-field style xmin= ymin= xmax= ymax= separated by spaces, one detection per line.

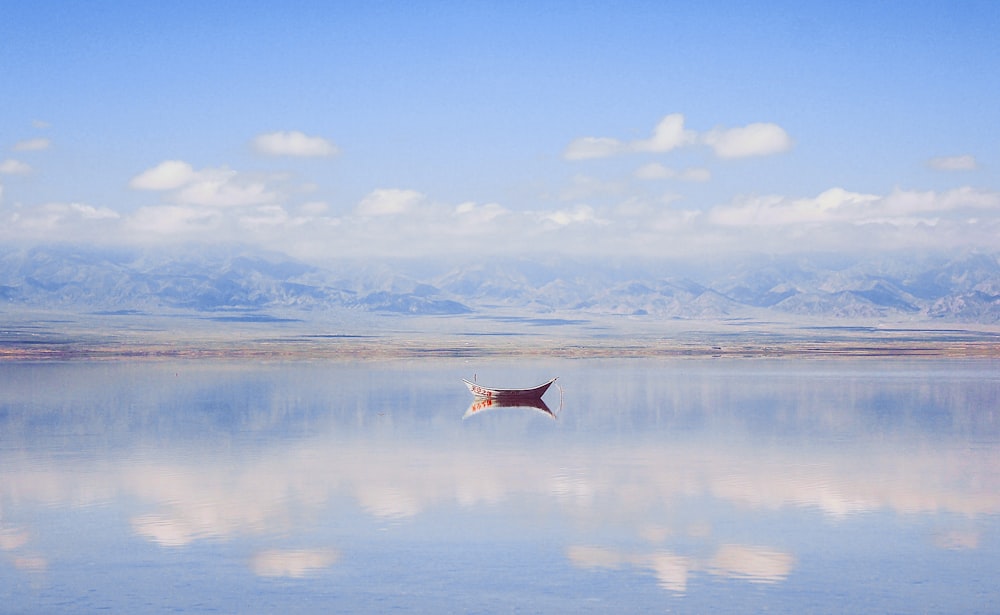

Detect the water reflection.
xmin=568 ymin=544 xmax=795 ymax=594
xmin=1 ymin=359 xmax=998 ymax=612
xmin=463 ymin=396 xmax=557 ymax=419
xmin=251 ymin=549 xmax=340 ymax=578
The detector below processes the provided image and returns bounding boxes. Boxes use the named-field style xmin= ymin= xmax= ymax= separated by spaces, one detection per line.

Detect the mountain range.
xmin=2 ymin=244 xmax=999 ymax=323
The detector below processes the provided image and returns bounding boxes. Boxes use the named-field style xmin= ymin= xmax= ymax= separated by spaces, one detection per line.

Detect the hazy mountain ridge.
xmin=1 ymin=245 xmax=999 ymax=323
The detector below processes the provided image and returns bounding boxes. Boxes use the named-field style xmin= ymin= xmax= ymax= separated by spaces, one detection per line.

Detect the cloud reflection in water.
xmin=251 ymin=549 xmax=340 ymax=578
xmin=0 ymin=359 xmax=997 ymax=610
xmin=568 ymin=543 xmax=795 ymax=594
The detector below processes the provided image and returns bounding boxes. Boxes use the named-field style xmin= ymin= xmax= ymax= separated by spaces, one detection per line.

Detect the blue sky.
xmin=1 ymin=1 xmax=998 ymax=259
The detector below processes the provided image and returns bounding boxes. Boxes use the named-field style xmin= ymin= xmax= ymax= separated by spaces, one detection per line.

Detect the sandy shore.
xmin=3 ymin=310 xmax=999 ymax=360
xmin=3 ymin=334 xmax=999 ymax=360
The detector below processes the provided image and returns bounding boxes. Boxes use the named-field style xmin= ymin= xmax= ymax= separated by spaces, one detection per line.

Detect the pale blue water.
xmin=1 ymin=358 xmax=998 ymax=613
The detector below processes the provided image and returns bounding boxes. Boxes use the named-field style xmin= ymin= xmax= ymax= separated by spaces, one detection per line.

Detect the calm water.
xmin=1 ymin=358 xmax=998 ymax=613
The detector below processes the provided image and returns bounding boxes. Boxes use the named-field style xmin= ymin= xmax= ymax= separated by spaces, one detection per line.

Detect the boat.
xmin=462 ymin=377 xmax=557 ymax=401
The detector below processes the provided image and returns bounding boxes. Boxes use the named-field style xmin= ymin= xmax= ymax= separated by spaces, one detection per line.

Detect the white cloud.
xmin=881 ymin=186 xmax=999 ymax=215
xmin=632 ymin=114 xmax=697 ymax=153
xmin=0 ymin=159 xmax=32 ymax=175
xmin=217 ymin=184 xmax=995 ymax=258
xmin=706 ymin=186 xmax=1000 ymax=250
xmin=252 ymin=131 xmax=339 ymax=157
xmin=563 ymin=136 xmax=625 ymax=160
xmin=702 ymin=123 xmax=793 ymax=158
xmin=175 ymin=170 xmax=277 ymax=207
xmin=455 ymin=201 xmax=508 ymax=224
xmin=130 ymin=160 xmax=197 ymax=190
xmin=543 ymin=204 xmax=606 ymax=226
xmin=634 ymin=163 xmax=711 ymax=182
xmin=565 ymin=114 xmax=791 ymax=161
xmin=5 ymin=137 xmax=999 ymax=260
xmin=0 ymin=202 xmax=119 ymax=238
xmin=564 ymin=114 xmax=694 ymax=160
xmin=927 ymin=154 xmax=978 ymax=171
xmin=356 ymin=188 xmax=424 ymax=216
xmin=12 ymin=138 xmax=50 ymax=151
xmin=130 ymin=161 xmax=279 ymax=207
xmin=32 ymin=119 xmax=50 ymax=129
xmin=67 ymin=202 xmax=121 ymax=220
xmin=126 ymin=205 xmax=222 ymax=235
xmin=710 ymin=188 xmax=880 ymax=227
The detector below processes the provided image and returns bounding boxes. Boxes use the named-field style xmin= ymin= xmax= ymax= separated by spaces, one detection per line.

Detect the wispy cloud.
xmin=126 ymin=205 xmax=222 ymax=236
xmin=708 ymin=188 xmax=881 ymax=227
xmin=252 ymin=131 xmax=339 ymax=157
xmin=2 ymin=202 xmax=119 ymax=236
xmin=543 ymin=204 xmax=606 ymax=227
xmin=927 ymin=154 xmax=978 ymax=171
xmin=564 ymin=114 xmax=791 ymax=161
xmin=356 ymin=188 xmax=424 ymax=216
xmin=12 ymin=138 xmax=51 ymax=151
xmin=455 ymin=201 xmax=508 ymax=224
xmin=0 ymin=159 xmax=32 ymax=175
xmin=633 ymin=163 xmax=711 ymax=182
xmin=559 ymin=174 xmax=627 ymax=201
xmin=563 ymin=137 xmax=625 ymax=161
xmin=708 ymin=186 xmax=999 ymax=228
xmin=175 ymin=170 xmax=276 ymax=208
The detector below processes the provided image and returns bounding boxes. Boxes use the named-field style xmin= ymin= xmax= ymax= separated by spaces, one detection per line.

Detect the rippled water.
xmin=1 ymin=358 xmax=998 ymax=613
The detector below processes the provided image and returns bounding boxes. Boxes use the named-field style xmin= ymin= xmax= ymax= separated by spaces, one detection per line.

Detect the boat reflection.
xmin=463 ymin=395 xmax=557 ymax=419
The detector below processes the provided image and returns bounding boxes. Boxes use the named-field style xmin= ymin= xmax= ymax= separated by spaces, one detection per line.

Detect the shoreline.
xmin=3 ymin=338 xmax=999 ymax=361
xmin=3 ymin=312 xmax=999 ymax=361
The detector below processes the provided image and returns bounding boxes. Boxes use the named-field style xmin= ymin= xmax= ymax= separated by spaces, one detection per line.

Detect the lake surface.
xmin=1 ymin=357 xmax=998 ymax=613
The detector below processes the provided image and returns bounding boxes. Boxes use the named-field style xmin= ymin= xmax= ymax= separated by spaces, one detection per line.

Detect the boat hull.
xmin=463 ymin=377 xmax=557 ymax=401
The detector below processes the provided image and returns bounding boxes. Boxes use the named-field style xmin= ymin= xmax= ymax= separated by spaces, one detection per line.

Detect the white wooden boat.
xmin=462 ymin=377 xmax=557 ymax=401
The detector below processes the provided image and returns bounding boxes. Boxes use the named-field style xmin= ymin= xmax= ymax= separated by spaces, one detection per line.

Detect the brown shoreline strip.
xmin=2 ymin=339 xmax=999 ymax=361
